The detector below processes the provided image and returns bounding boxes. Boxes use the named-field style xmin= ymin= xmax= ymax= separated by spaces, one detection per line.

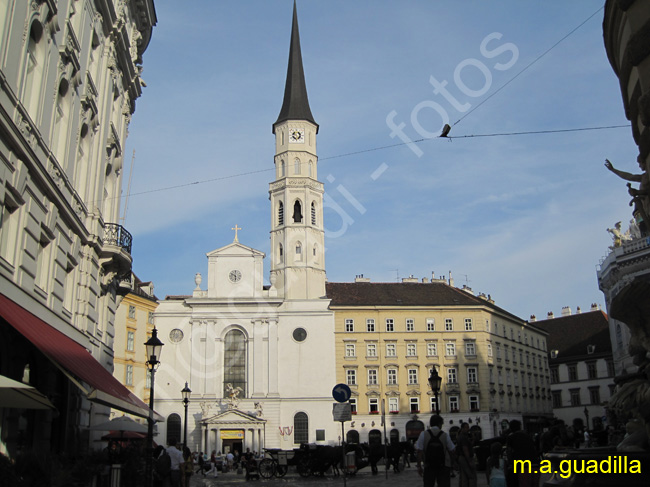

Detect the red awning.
xmin=0 ymin=294 xmax=163 ymax=421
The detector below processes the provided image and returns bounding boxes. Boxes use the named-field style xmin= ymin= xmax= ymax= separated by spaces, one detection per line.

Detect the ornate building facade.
xmin=0 ymin=0 xmax=157 ymax=458
xmin=329 ymin=275 xmax=553 ymax=442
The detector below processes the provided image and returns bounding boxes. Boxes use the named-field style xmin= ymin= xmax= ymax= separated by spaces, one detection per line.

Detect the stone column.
xmin=268 ymin=319 xmax=279 ymax=396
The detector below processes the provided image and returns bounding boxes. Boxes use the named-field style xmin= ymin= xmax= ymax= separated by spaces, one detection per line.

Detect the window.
xmin=295 ymin=242 xmax=302 ymax=256
xmin=448 ymin=396 xmax=459 ymax=412
xmin=587 ymin=362 xmax=597 ymax=380
xmin=278 ymin=202 xmax=284 ymax=225
xmin=279 ymin=244 xmax=283 ymax=262
xmin=367 ymin=319 xmax=375 ymax=332
xmin=467 ymin=367 xmax=477 ymax=383
xmin=410 ymin=397 xmax=419 ymax=413
xmin=427 ymin=343 xmax=437 ymax=356
xmin=386 ymin=343 xmax=396 ymax=357
xmin=125 ymin=364 xmax=133 ymax=386
xmin=489 ymin=367 xmax=494 ymax=383
xmin=447 ymin=368 xmax=457 ymax=383
xmin=369 ymin=398 xmax=379 ymax=413
xmin=445 ymin=318 xmax=453 ymax=331
xmin=346 ymin=369 xmax=357 ymax=385
xmin=293 ymin=200 xmax=302 ymax=223
xmin=385 ymin=319 xmax=394 ymax=332
xmin=367 ymin=343 xmax=377 ymax=357
xmin=570 ymin=389 xmax=581 ymax=407
xmin=427 ymin=319 xmax=435 ymax=331
xmin=487 ymin=343 xmax=493 ymax=357
xmin=166 ymin=414 xmax=181 ymax=447
xmin=552 ymin=391 xmax=562 ymax=408
xmin=407 ymin=343 xmax=416 ymax=357
xmin=430 ymin=396 xmax=439 ymax=412
xmin=148 ymin=312 xmax=155 ymax=324
xmin=368 ymin=369 xmax=378 ymax=385
xmin=445 ymin=342 xmax=456 ymax=356
xmin=0 ymin=200 xmax=21 ymax=265
xmin=224 ymin=329 xmax=246 ymax=396
xmin=345 ymin=319 xmax=354 ymax=332
xmin=408 ymin=368 xmax=418 ymax=385
xmin=294 ymin=412 xmax=308 ymax=444
xmin=127 ymin=331 xmax=134 ymax=352
xmin=387 ymin=368 xmax=397 ymax=385
xmin=128 ymin=305 xmax=136 ymax=319
xmin=294 ymin=158 xmax=301 ymax=175
xmin=464 ymin=318 xmax=473 ymax=331
xmin=311 ymin=202 xmax=316 ymax=225
xmin=345 ymin=344 xmax=356 ymax=357
xmin=22 ymin=21 xmax=45 ymax=118
xmin=389 ymin=397 xmax=399 ymax=412
xmin=568 ymin=365 xmax=577 ymax=381
xmin=406 ymin=319 xmax=414 ymax=332
xmin=349 ymin=398 xmax=357 ymax=413
xmin=469 ymin=395 xmax=479 ymax=411
xmin=465 ymin=342 xmax=476 ymax=356
xmin=496 ymin=344 xmax=501 ymax=360
xmin=550 ymin=367 xmax=559 ymax=383
xmin=589 ymin=387 xmax=601 ymax=405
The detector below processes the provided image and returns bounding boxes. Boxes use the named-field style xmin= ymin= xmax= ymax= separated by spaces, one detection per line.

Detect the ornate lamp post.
xmin=428 ymin=366 xmax=442 ymax=415
xmin=182 ymin=382 xmax=191 ymax=447
xmin=145 ymin=327 xmax=164 ymax=487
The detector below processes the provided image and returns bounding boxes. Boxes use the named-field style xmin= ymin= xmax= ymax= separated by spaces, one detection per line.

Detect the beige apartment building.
xmin=328 ymin=275 xmax=553 ymax=442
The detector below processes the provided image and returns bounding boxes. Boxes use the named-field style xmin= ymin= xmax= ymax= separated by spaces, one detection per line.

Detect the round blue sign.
xmin=332 ymin=383 xmax=352 ymax=403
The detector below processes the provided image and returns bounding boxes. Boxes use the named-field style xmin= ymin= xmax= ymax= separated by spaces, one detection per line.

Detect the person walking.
xmin=166 ymin=438 xmax=184 ymax=487
xmin=485 ymin=442 xmax=506 ymax=487
xmin=457 ymin=422 xmax=477 ymax=487
xmin=207 ymin=450 xmax=219 ymax=478
xmin=416 ymin=414 xmax=456 ymax=487
xmin=506 ymin=420 xmax=540 ymax=487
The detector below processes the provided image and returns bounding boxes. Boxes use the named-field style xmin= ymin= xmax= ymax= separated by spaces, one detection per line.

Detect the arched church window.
xmin=224 ymin=329 xmax=246 ymax=397
xmin=293 ymin=200 xmax=302 ymax=223
xmin=293 ymin=412 xmax=308 ymax=445
xmin=278 ymin=201 xmax=284 ymax=225
xmin=311 ymin=202 xmax=316 ymax=225
xmin=294 ymin=158 xmax=301 ymax=175
xmin=166 ymin=413 xmax=181 ymax=445
xmin=279 ymin=243 xmax=283 ymax=262
xmin=295 ymin=242 xmax=302 ymax=258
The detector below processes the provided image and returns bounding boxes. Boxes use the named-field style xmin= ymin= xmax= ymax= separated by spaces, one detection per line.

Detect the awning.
xmin=0 ymin=294 xmax=163 ymax=422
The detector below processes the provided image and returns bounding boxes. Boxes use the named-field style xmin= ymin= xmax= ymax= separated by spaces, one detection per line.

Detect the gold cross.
xmin=232 ymin=224 xmax=241 ymax=243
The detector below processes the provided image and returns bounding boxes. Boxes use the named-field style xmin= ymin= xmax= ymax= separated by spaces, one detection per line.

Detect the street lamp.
xmin=182 ymin=382 xmax=191 ymax=447
xmin=428 ymin=366 xmax=442 ymax=415
xmin=145 ymin=327 xmax=164 ymax=487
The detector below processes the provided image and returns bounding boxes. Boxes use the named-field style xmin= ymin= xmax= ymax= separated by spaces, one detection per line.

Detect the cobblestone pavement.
xmin=189 ymin=466 xmax=552 ymax=487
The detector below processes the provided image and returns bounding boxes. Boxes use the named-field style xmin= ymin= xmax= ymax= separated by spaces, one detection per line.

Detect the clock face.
xmin=228 ymin=269 xmax=242 ymax=283
xmin=169 ymin=329 xmax=184 ymax=343
xmin=289 ymin=128 xmax=304 ymax=143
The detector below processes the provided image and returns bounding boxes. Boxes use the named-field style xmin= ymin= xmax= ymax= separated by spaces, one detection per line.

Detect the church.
xmin=152 ymin=3 xmax=339 ymax=453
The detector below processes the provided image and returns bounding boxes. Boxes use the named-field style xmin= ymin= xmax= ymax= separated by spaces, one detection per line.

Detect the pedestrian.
xmin=181 ymin=446 xmax=193 ymax=487
xmin=153 ymin=444 xmax=172 ymax=487
xmin=207 ymin=450 xmax=219 ymax=478
xmin=457 ymin=422 xmax=477 ymax=487
xmin=416 ymin=414 xmax=456 ymax=487
xmin=505 ymin=420 xmax=540 ymax=487
xmin=166 ymin=437 xmax=184 ymax=487
xmin=485 ymin=442 xmax=506 ymax=487
xmin=226 ymin=450 xmax=234 ymax=472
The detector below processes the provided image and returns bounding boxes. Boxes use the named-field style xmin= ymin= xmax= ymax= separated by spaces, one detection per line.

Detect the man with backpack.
xmin=416 ymin=415 xmax=456 ymax=487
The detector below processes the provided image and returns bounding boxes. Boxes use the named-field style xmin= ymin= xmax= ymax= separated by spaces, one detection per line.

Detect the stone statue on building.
xmin=225 ymin=383 xmax=242 ymax=409
xmin=607 ymin=221 xmax=632 ymax=249
xmin=605 ymin=158 xmax=650 ymax=235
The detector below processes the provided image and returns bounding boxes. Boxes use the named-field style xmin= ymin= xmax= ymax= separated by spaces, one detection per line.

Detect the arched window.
xmin=293 ymin=200 xmax=302 ymax=223
xmin=294 ymin=412 xmax=308 ymax=445
xmin=390 ymin=429 xmax=400 ymax=444
xmin=294 ymin=158 xmax=301 ymax=175
xmin=368 ymin=429 xmax=382 ymax=446
xmin=279 ymin=243 xmax=283 ymax=263
xmin=346 ymin=430 xmax=359 ymax=444
xmin=278 ymin=201 xmax=284 ymax=225
xmin=166 ymin=413 xmax=182 ymax=446
xmin=295 ymin=242 xmax=302 ymax=260
xmin=224 ymin=329 xmax=246 ymax=397
xmin=311 ymin=202 xmax=316 ymax=225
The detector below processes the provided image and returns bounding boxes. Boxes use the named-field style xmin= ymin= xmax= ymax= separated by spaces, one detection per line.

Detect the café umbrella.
xmin=89 ymin=415 xmax=148 ymax=440
xmin=0 ymin=374 xmax=55 ymax=410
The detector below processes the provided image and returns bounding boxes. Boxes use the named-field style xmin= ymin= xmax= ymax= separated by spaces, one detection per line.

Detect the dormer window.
xmin=587 ymin=345 xmax=595 ymax=354
xmin=550 ymin=350 xmax=559 ymax=359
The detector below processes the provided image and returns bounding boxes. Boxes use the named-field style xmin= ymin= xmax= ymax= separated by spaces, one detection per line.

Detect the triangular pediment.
xmin=201 ymin=408 xmax=266 ymax=425
xmin=206 ymin=242 xmax=265 ymax=258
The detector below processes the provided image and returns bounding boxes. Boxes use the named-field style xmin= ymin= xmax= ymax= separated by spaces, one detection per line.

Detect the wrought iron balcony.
xmin=103 ymin=223 xmax=132 ymax=254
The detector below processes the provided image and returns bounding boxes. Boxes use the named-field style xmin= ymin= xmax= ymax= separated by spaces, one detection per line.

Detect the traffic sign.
xmin=333 ymin=402 xmax=352 ymax=422
xmin=332 ymin=383 xmax=352 ymax=403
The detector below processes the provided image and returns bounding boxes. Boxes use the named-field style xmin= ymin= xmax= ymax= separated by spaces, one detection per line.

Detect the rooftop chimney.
xmin=355 ymin=274 xmax=370 ymax=283
xmin=448 ymin=270 xmax=454 ymax=287
xmin=547 ymin=311 xmax=554 ymax=319
xmin=590 ymin=303 xmax=599 ymax=311
xmin=461 ymin=285 xmax=473 ymax=295
xmin=402 ymin=275 xmax=419 ymax=283
xmin=422 ymin=277 xmax=429 ymax=283
xmin=561 ymin=306 xmax=572 ymax=317
xmin=576 ymin=306 xmax=581 ymax=314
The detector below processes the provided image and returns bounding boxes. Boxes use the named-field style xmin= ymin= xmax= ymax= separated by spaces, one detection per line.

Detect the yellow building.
xmin=114 ymin=275 xmax=159 ymax=414
xmin=327 ymin=275 xmax=552 ymax=442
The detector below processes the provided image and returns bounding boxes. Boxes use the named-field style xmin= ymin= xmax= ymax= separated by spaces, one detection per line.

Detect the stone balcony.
xmin=99 ymin=223 xmax=133 ymax=293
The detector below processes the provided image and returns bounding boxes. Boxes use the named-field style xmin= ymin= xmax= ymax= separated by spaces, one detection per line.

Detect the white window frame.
xmin=345 ymin=343 xmax=356 ymax=357
xmin=445 ymin=342 xmax=456 ymax=356
xmin=369 ymin=398 xmax=379 ymax=413
xmin=346 ymin=369 xmax=357 ymax=385
xmin=368 ymin=369 xmax=378 ymax=385
xmin=447 ymin=367 xmax=457 ymax=383
xmin=467 ymin=367 xmax=477 ymax=383
xmin=387 ymin=368 xmax=397 ymax=385
xmin=406 ymin=343 xmax=417 ymax=357
xmin=406 ymin=318 xmax=414 ymax=332
xmin=445 ymin=318 xmax=453 ymax=331
xmin=386 ymin=343 xmax=396 ymax=357
xmin=427 ymin=343 xmax=438 ymax=356
xmin=469 ymin=395 xmax=480 ymax=411
xmin=427 ymin=318 xmax=435 ymax=331
xmin=464 ymin=318 xmax=473 ymax=331
xmin=449 ymin=396 xmax=459 ymax=412
xmin=345 ymin=319 xmax=354 ymax=332
xmin=385 ymin=318 xmax=394 ymax=332
xmin=465 ymin=342 xmax=476 ymax=356
xmin=367 ymin=319 xmax=375 ymax=332
xmin=389 ymin=397 xmax=399 ymax=412
xmin=407 ymin=368 xmax=418 ymax=385
xmin=410 ymin=397 xmax=420 ymax=412
xmin=366 ymin=343 xmax=377 ymax=357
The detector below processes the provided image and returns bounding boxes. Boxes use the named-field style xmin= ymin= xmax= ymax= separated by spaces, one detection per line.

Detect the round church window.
xmin=292 ymin=327 xmax=307 ymax=342
xmin=169 ymin=328 xmax=184 ymax=343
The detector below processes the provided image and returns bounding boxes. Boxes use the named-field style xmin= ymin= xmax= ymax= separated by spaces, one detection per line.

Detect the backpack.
xmin=425 ymin=430 xmax=446 ymax=467
xmin=154 ymin=450 xmax=172 ymax=478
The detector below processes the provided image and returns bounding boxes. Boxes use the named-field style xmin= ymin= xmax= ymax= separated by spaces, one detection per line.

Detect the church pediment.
xmin=206 ymin=242 xmax=265 ymax=258
xmin=201 ymin=408 xmax=266 ymax=425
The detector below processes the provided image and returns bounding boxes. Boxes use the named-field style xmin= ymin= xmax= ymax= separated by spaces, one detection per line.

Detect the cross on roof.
xmin=232 ymin=224 xmax=241 ymax=243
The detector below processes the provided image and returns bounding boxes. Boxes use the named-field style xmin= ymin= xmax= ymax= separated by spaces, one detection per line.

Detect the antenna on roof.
xmin=120 ymin=149 xmax=136 ymax=225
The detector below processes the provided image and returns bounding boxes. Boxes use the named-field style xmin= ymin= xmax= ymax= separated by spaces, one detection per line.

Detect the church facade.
xmin=152 ymin=4 xmax=339 ymax=453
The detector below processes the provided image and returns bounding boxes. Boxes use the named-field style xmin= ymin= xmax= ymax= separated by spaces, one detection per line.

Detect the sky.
xmin=121 ymin=0 xmax=639 ymax=321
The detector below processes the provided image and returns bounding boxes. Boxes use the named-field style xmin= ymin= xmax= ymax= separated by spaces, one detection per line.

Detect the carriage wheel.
xmin=275 ymin=465 xmax=288 ymax=477
xmin=297 ymin=458 xmax=312 ymax=477
xmin=258 ymin=458 xmax=276 ymax=479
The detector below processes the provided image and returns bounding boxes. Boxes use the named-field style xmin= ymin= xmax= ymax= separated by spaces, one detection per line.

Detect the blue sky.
xmin=122 ymin=1 xmax=637 ymax=320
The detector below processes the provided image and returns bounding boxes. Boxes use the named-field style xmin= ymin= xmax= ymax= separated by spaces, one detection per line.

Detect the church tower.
xmin=269 ymin=2 xmax=326 ymax=300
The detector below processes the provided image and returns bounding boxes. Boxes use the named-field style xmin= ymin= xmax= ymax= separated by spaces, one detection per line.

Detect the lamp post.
xmin=182 ymin=382 xmax=191 ymax=448
xmin=145 ymin=327 xmax=164 ymax=487
xmin=428 ymin=366 xmax=442 ymax=415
